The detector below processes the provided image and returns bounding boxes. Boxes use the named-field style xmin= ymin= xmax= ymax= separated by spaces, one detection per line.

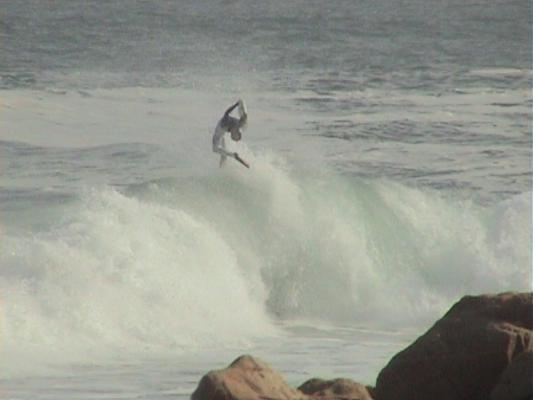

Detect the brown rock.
xmin=299 ymin=378 xmax=373 ymax=400
xmin=491 ymin=350 xmax=533 ymax=400
xmin=191 ymin=354 xmax=304 ymax=400
xmin=374 ymin=292 xmax=533 ymax=400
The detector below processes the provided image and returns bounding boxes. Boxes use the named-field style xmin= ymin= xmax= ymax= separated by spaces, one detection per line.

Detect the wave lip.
xmin=1 ymin=187 xmax=276 ymax=363
xmin=0 ymin=153 xmax=530 ymax=368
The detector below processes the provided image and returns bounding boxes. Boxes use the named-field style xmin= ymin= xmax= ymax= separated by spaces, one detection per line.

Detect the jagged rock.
xmin=374 ymin=292 xmax=533 ymax=400
xmin=491 ymin=349 xmax=533 ymax=400
xmin=191 ymin=354 xmax=304 ymax=400
xmin=299 ymin=377 xmax=373 ymax=399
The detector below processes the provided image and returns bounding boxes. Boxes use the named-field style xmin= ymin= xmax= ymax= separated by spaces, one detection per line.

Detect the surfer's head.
xmin=230 ymin=126 xmax=242 ymax=141
xmin=225 ymin=117 xmax=242 ymax=141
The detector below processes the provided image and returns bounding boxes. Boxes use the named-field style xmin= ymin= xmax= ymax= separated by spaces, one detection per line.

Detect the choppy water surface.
xmin=0 ymin=0 xmax=530 ymax=399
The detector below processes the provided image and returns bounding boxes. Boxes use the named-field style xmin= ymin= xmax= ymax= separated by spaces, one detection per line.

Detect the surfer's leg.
xmin=212 ymin=136 xmax=248 ymax=168
xmin=219 ymin=137 xmax=227 ymax=167
xmin=213 ymin=147 xmax=235 ymax=158
xmin=213 ymin=137 xmax=234 ymax=167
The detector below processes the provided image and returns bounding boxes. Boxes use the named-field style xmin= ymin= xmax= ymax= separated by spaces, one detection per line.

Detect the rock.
xmin=374 ymin=292 xmax=533 ymax=400
xmin=299 ymin=378 xmax=374 ymax=399
xmin=191 ymin=354 xmax=304 ymax=400
xmin=490 ymin=350 xmax=533 ymax=400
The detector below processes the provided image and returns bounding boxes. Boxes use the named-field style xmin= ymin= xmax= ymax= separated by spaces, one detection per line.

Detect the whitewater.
xmin=0 ymin=1 xmax=531 ymax=398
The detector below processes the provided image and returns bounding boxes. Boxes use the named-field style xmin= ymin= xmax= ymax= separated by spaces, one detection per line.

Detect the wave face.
xmin=1 ymin=152 xmax=529 ymax=362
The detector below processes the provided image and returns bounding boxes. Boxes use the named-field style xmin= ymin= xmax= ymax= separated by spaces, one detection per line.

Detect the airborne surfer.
xmin=212 ymin=99 xmax=249 ymax=168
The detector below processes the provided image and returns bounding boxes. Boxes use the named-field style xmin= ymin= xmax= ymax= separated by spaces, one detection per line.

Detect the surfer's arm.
xmin=218 ymin=102 xmax=240 ymax=128
xmin=223 ymin=102 xmax=240 ymax=119
xmin=237 ymin=99 xmax=247 ymax=128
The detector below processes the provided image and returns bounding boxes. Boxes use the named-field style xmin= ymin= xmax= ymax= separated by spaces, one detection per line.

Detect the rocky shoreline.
xmin=191 ymin=292 xmax=532 ymax=400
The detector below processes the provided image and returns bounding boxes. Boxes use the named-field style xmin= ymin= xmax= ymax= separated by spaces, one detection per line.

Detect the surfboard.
xmin=234 ymin=153 xmax=249 ymax=168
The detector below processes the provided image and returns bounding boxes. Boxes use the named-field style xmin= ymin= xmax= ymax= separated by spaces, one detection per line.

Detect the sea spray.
xmin=131 ymin=151 xmax=530 ymax=324
xmin=1 ymin=187 xmax=276 ymax=360
xmin=0 ymin=152 xmax=530 ymax=363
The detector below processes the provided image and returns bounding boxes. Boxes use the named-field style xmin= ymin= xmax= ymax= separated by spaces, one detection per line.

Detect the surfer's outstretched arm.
xmin=237 ymin=99 xmax=247 ymax=129
xmin=225 ymin=101 xmax=239 ymax=114
xmin=222 ymin=102 xmax=240 ymax=120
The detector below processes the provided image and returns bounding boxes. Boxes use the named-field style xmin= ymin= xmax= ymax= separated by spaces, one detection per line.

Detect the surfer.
xmin=212 ymin=99 xmax=249 ymax=168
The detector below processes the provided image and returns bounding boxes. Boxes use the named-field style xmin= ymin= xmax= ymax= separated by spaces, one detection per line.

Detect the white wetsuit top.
xmin=212 ymin=100 xmax=247 ymax=159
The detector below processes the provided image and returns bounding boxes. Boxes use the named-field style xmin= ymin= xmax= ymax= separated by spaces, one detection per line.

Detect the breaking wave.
xmin=1 ymin=150 xmax=530 ymax=363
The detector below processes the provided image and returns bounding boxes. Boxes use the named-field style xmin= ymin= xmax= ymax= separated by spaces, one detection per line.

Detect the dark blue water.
xmin=1 ymin=0 xmax=530 ymax=91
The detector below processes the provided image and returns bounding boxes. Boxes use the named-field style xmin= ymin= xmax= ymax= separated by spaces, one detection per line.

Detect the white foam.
xmin=0 ymin=187 xmax=277 ymax=370
xmin=0 ymin=147 xmax=530 ymax=373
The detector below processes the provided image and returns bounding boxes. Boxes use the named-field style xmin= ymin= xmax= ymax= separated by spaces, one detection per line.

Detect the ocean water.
xmin=0 ymin=1 xmax=531 ymax=398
